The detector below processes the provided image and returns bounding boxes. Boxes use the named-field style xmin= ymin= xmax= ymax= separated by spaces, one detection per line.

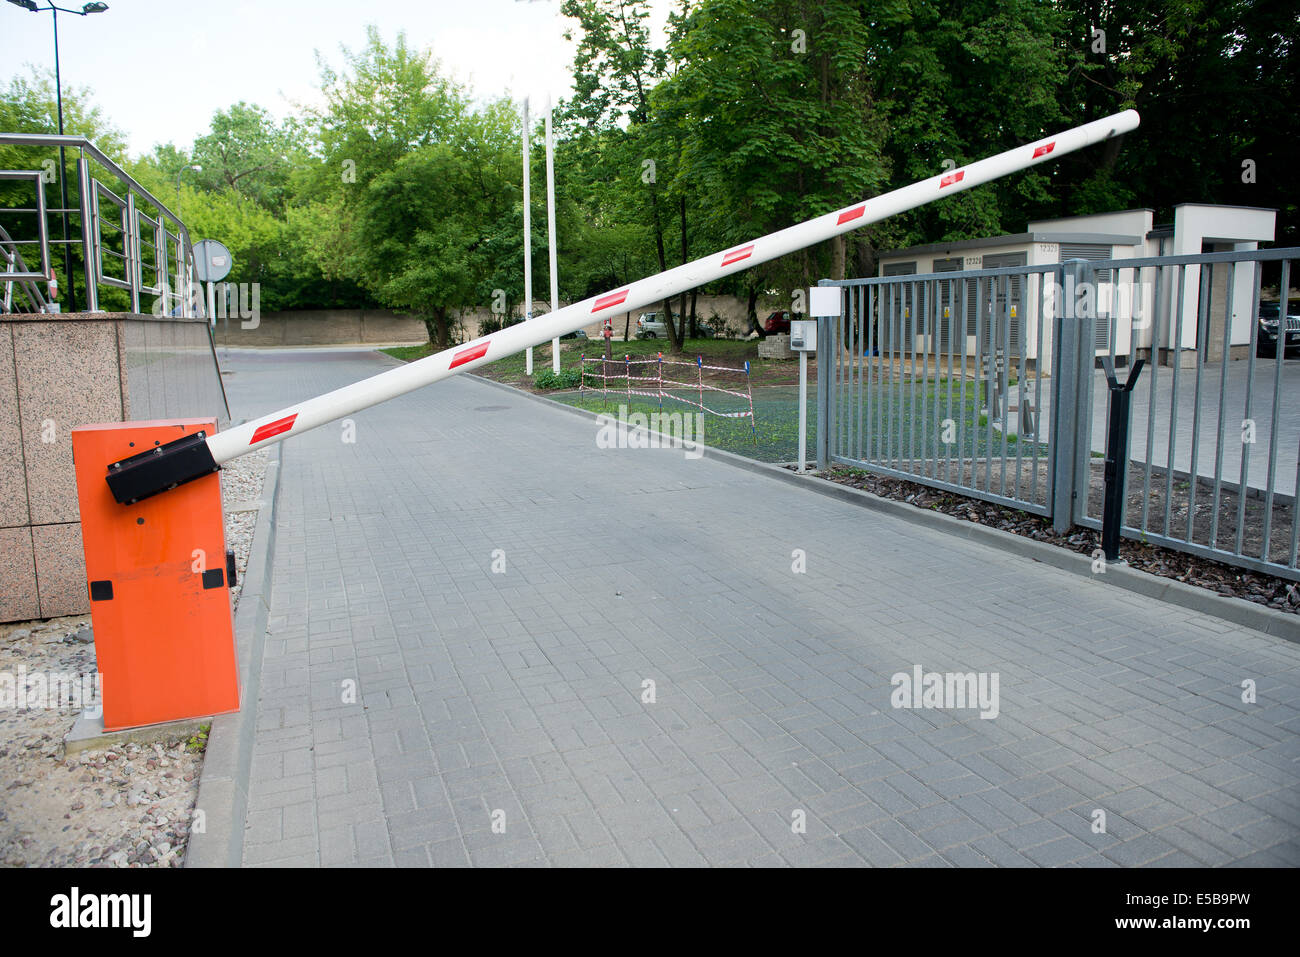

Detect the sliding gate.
xmin=818 ymin=248 xmax=1300 ymax=582
xmin=820 ymin=262 xmax=1061 ymax=518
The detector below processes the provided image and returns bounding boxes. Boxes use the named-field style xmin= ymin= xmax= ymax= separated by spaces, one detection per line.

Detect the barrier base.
xmin=72 ymin=419 xmax=240 ymax=731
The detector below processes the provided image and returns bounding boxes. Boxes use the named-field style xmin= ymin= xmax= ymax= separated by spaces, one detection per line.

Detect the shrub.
xmin=534 ymin=368 xmax=582 ymax=390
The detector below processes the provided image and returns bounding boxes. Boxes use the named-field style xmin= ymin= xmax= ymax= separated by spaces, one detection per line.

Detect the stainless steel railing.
xmin=0 ymin=222 xmax=49 ymax=313
xmin=0 ymin=132 xmax=204 ymax=318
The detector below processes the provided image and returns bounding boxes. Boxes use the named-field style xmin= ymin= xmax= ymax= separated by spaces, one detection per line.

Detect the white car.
xmin=635 ymin=312 xmax=714 ymax=339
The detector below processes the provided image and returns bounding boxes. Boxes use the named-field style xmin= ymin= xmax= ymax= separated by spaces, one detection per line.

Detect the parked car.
xmin=761 ymin=310 xmax=801 ymax=334
xmin=559 ymin=328 xmax=587 ymax=340
xmin=635 ymin=311 xmax=676 ymax=338
xmin=1257 ymin=301 xmax=1300 ymax=357
xmin=635 ymin=311 xmax=717 ymax=339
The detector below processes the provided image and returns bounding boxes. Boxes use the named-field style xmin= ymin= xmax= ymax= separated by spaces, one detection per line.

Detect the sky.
xmin=0 ymin=0 xmax=673 ymax=156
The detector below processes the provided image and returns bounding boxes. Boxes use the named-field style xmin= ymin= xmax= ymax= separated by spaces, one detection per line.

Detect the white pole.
xmin=523 ymin=98 xmax=533 ymax=377
xmin=546 ymin=97 xmax=561 ymax=374
xmin=797 ymin=349 xmax=808 ymax=473
xmin=198 ymin=111 xmax=1139 ymax=466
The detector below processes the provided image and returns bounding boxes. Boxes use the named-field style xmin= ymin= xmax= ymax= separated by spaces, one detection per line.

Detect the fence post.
xmin=125 ymin=193 xmax=140 ymax=314
xmin=1049 ymin=259 xmax=1095 ymax=533
xmin=658 ymin=352 xmax=663 ymax=411
xmin=745 ymin=359 xmax=757 ymax=444
xmin=815 ymin=290 xmax=837 ymax=469
xmin=76 ymin=155 xmax=98 ymax=313
xmin=1100 ymin=357 xmax=1145 ymax=561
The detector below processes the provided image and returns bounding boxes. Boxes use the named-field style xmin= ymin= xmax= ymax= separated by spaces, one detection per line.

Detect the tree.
xmin=1055 ymin=0 xmax=1298 ymax=246
xmin=311 ymin=32 xmax=519 ymax=347
xmin=292 ymin=27 xmax=488 ymax=334
xmin=0 ymin=70 xmax=128 ymax=310
xmin=561 ymin=0 xmax=687 ymax=350
xmin=187 ymin=103 xmax=301 ymax=213
xmin=664 ymin=0 xmax=885 ymax=329
xmin=863 ymin=0 xmax=1071 ymax=258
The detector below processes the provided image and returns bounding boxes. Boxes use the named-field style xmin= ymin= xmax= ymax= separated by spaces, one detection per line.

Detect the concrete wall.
xmin=211 ymin=308 xmax=428 ymax=348
xmin=457 ymin=293 xmax=794 ymax=341
xmin=0 ymin=313 xmax=227 ymax=622
xmin=1171 ymin=206 xmax=1277 ymax=352
xmin=213 ymin=298 xmax=797 ymax=350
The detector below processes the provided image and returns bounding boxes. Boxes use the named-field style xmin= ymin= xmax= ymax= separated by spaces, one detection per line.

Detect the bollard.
xmin=658 ymin=352 xmax=664 ymax=411
xmin=1100 ymin=356 xmax=1145 ymax=562
xmin=745 ymin=359 xmax=757 ymax=444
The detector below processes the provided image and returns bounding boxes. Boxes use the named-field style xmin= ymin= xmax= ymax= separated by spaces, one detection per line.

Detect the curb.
xmin=468 ymin=374 xmax=1300 ymax=645
xmin=185 ymin=443 xmax=283 ymax=868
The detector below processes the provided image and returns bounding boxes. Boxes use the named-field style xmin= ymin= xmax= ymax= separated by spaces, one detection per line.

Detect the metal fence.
xmin=819 ymin=246 xmax=1300 ymax=581
xmin=0 ymin=132 xmax=205 ymax=318
xmin=820 ymin=263 xmax=1060 ymax=516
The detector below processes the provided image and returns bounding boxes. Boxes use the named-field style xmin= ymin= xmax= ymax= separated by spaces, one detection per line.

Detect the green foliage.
xmin=534 ymin=368 xmax=584 ymax=390
xmin=0 ymin=69 xmax=126 ymax=158
xmin=189 ymin=102 xmax=303 ymax=213
xmin=2 ymin=4 xmax=1295 ymax=323
xmin=0 ymin=70 xmax=125 ymax=284
xmin=663 ymin=0 xmax=885 ymax=289
xmin=184 ymin=724 xmax=211 ymax=754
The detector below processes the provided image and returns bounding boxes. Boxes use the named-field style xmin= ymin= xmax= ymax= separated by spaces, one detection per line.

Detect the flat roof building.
xmin=874 ymin=205 xmax=1277 ymax=363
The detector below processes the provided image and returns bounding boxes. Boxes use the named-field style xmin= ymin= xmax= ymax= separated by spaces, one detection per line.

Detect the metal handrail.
xmin=0 ymin=223 xmax=49 ymax=313
xmin=0 ymin=131 xmax=204 ymax=318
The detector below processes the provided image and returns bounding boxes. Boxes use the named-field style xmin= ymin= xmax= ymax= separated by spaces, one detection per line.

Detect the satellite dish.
xmin=193 ymin=239 xmax=233 ymax=283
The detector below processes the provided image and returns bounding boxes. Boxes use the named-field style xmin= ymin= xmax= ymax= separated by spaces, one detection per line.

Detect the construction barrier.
xmin=578 ymin=353 xmax=757 ymax=440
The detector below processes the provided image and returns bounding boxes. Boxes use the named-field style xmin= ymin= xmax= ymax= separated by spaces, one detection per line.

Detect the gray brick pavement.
xmin=222 ymin=348 xmax=1300 ymax=867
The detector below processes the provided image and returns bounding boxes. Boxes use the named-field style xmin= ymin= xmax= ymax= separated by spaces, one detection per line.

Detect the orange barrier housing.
xmin=72 ymin=418 xmax=240 ymax=731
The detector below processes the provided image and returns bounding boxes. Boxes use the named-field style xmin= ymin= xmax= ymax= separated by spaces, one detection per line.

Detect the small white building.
xmin=875 ymin=204 xmax=1277 ymax=365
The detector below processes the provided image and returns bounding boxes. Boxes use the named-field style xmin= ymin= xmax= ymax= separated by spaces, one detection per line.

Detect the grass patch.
xmin=381 ymin=343 xmax=433 ymax=362
xmin=382 ymin=337 xmax=810 ymax=390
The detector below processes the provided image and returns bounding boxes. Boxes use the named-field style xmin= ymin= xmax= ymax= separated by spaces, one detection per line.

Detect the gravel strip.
xmin=223 ymin=450 xmax=268 ymax=608
xmin=0 ymin=449 xmax=269 ymax=868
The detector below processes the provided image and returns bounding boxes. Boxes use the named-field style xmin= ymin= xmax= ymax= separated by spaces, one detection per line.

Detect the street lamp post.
xmin=175 ymin=164 xmax=201 ymax=217
xmin=7 ymin=1 xmax=110 ymax=313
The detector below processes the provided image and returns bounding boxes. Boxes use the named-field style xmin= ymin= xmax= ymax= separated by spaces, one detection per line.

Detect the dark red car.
xmin=763 ymin=310 xmax=798 ymax=334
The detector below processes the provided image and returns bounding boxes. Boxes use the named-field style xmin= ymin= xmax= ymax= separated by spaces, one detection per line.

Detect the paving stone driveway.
xmin=224 ymin=348 xmax=1300 ymax=867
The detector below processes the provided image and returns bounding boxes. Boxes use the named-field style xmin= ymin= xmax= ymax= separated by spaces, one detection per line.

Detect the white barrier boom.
xmin=106 ymin=110 xmax=1138 ymax=503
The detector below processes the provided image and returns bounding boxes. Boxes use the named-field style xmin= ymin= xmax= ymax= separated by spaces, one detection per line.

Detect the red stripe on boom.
xmin=836 ymin=205 xmax=866 ymax=225
xmin=592 ymin=289 xmax=629 ymax=312
xmin=450 ymin=342 xmax=489 ymax=369
xmin=250 ymin=414 xmax=297 ymax=445
xmin=721 ymin=245 xmax=754 ymax=267
xmin=1032 ymin=142 xmax=1055 ymax=159
xmin=940 ymin=170 xmax=965 ymax=188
